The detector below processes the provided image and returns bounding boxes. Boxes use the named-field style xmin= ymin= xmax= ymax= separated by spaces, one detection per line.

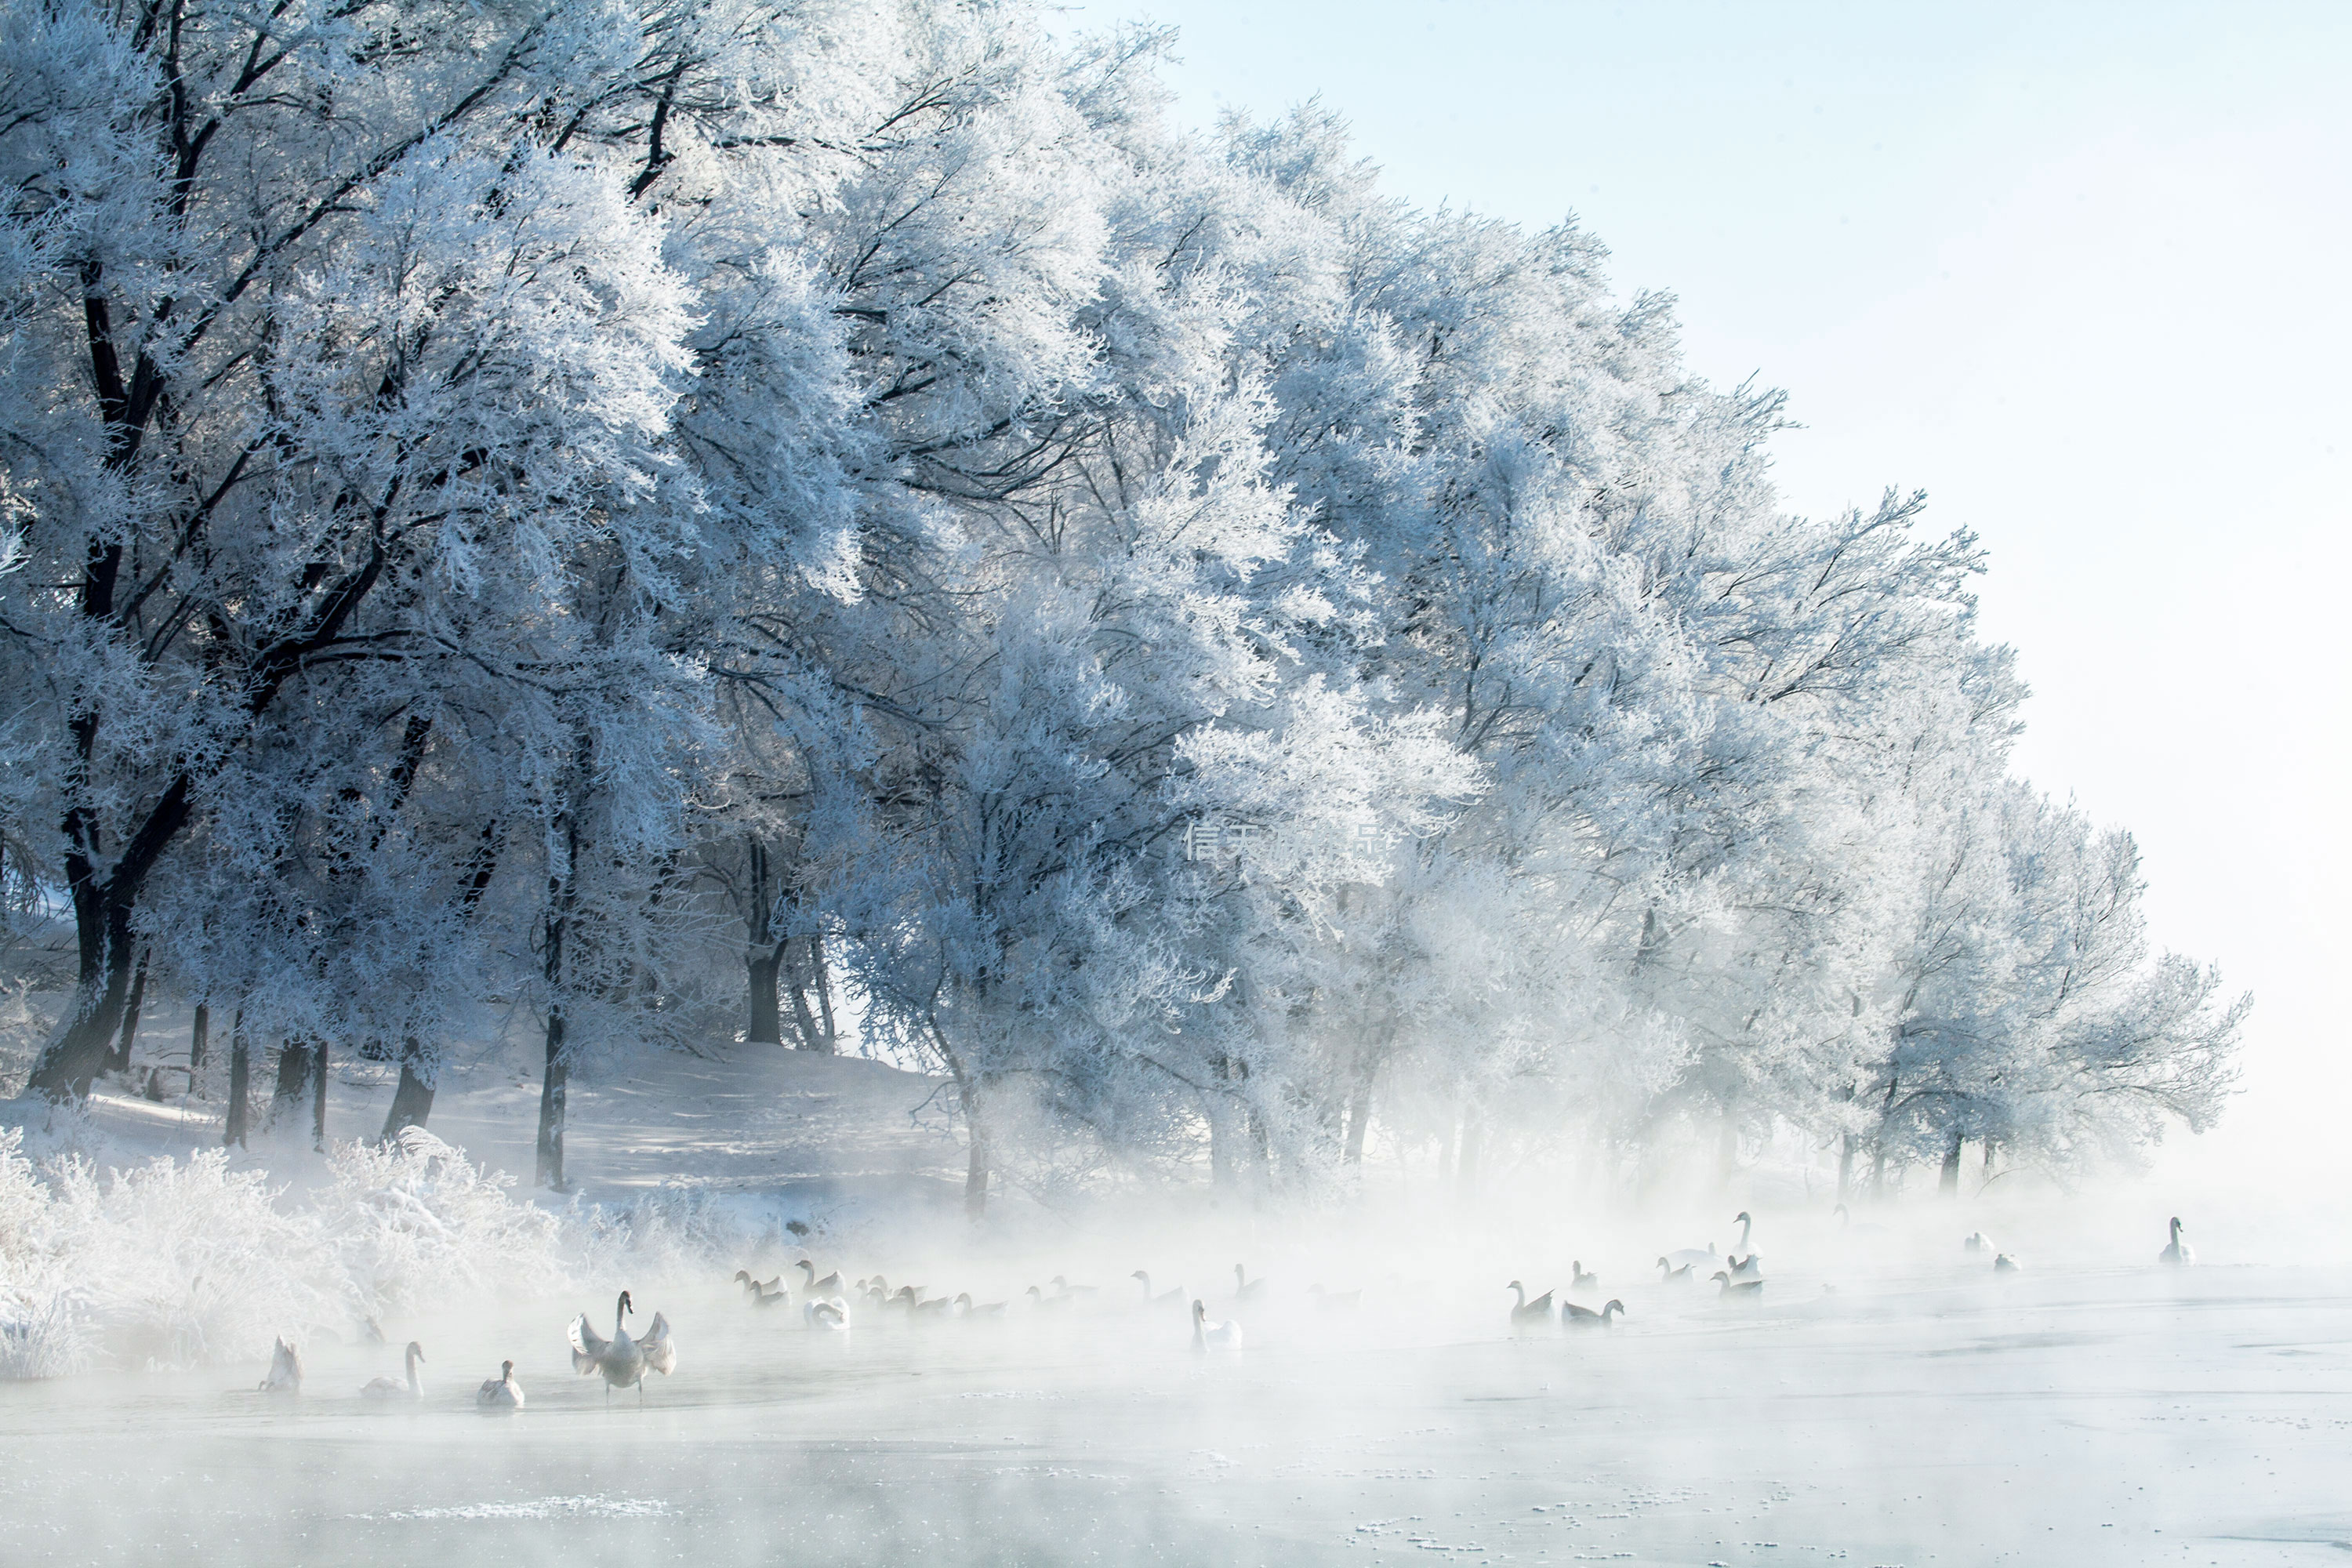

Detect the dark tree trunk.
xmin=104 ymin=947 xmax=151 ymax=1076
xmin=1836 ymin=1130 xmax=1855 ymax=1206
xmin=535 ymin=1008 xmax=568 ymax=1190
xmin=1984 ymin=1137 xmax=1998 ymax=1177
xmin=188 ymin=1002 xmax=209 ymax=1074
xmin=746 ymin=947 xmax=783 ymax=1044
xmin=808 ymin=934 xmax=839 ymax=1053
xmin=270 ymin=1039 xmax=313 ymax=1126
xmin=223 ymin=1011 xmax=250 ymax=1148
xmin=1939 ymin=1131 xmax=1964 ymax=1196
xmin=31 ymin=893 xmax=139 ymax=1100
xmin=310 ymin=1037 xmax=328 ymax=1151
xmin=959 ymin=1073 xmax=989 ymax=1221
xmin=379 ymin=1037 xmax=437 ymax=1142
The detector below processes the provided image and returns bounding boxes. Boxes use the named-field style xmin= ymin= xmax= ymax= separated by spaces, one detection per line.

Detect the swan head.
xmin=1605 ymin=1299 xmax=1624 ymax=1315
xmin=2170 ymin=1216 xmax=2185 ymax=1233
xmin=618 ymin=1290 xmax=633 ymax=1319
xmin=1233 ymin=1263 xmax=1245 ymax=1280
xmin=734 ymin=1269 xmax=751 ymax=1285
xmin=1710 ymin=1270 xmax=1731 ymax=1284
xmin=1025 ymin=1285 xmax=1043 ymax=1300
xmin=405 ymin=1341 xmax=424 ymax=1362
xmin=1191 ymin=1298 xmax=1207 ymax=1321
xmin=1735 ymin=1210 xmax=1751 ymax=1224
xmin=499 ymin=1359 xmax=514 ymax=1378
xmin=955 ymin=1293 xmax=973 ymax=1308
xmin=1505 ymin=1279 xmax=1524 ymax=1293
xmin=1657 ymin=1256 xmax=1670 ymax=1269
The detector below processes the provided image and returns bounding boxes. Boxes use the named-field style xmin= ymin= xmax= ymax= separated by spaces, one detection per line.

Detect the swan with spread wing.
xmin=568 ymin=1290 xmax=677 ymax=1403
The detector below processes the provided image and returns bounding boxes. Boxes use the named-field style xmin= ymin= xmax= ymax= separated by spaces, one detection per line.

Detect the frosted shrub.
xmin=0 ymin=1127 xmax=572 ymax=1378
xmin=317 ymin=1128 xmax=565 ymax=1319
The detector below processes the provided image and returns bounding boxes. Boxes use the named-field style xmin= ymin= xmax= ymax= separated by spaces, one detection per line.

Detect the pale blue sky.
xmin=1076 ymin=1 xmax=2352 ymax=1183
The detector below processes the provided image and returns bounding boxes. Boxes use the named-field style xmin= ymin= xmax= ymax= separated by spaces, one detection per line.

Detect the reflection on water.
xmin=2 ymin=1265 xmax=2347 ymax=1565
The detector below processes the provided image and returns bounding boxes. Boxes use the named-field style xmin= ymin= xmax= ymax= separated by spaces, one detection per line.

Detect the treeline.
xmin=0 ymin=0 xmax=2241 ymax=1206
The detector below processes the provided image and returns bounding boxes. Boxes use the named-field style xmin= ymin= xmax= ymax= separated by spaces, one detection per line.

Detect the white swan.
xmin=1191 ymin=1298 xmax=1243 ymax=1351
xmin=1662 ymin=1243 xmax=1718 ymax=1269
xmin=1131 ymin=1271 xmax=1188 ymax=1308
xmin=1655 ymin=1257 xmax=1693 ymax=1283
xmin=804 ymin=1298 xmax=848 ymax=1330
xmin=1232 ymin=1264 xmax=1269 ymax=1303
xmin=953 ymin=1293 xmax=1006 ymax=1319
xmin=568 ymin=1290 xmax=677 ymax=1403
xmin=1563 ymin=1298 xmax=1624 ymax=1328
xmin=1308 ymin=1283 xmax=1362 ymax=1312
xmin=1993 ymin=1253 xmax=2023 ymax=1274
xmin=1711 ymin=1269 xmax=1765 ymax=1302
xmin=2159 ymin=1216 xmax=2195 ymax=1266
xmin=1506 ymin=1280 xmax=1554 ymax=1326
xmin=475 ymin=1359 xmax=525 ymax=1410
xmin=797 ymin=1259 xmax=847 ymax=1297
xmin=1962 ymin=1231 xmax=1994 ymax=1255
xmin=1730 ymin=1213 xmax=1765 ymax=1276
xmin=260 ymin=1336 xmax=302 ymax=1394
xmin=1570 ymin=1261 xmax=1599 ymax=1293
xmin=361 ymin=1340 xmax=425 ymax=1402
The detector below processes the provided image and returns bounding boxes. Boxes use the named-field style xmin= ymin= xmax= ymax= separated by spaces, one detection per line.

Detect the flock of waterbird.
xmin=253 ymin=1211 xmax=2202 ymax=1406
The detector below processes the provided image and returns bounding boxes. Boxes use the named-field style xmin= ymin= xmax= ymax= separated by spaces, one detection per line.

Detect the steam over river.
xmin=4 ymin=1261 xmax=2347 ymax=1566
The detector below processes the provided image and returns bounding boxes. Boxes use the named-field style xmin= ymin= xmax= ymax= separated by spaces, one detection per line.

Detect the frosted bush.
xmin=0 ymin=1125 xmax=573 ymax=1379
xmin=570 ymin=1183 xmax=771 ymax=1283
xmin=316 ymin=1127 xmax=565 ymax=1319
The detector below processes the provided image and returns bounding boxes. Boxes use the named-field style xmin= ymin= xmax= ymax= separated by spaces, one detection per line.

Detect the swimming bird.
xmin=804 ymin=1298 xmax=848 ymax=1330
xmin=475 ymin=1359 xmax=525 ymax=1410
xmin=1993 ymin=1253 xmax=2023 ymax=1274
xmin=2159 ymin=1216 xmax=2195 ymax=1266
xmin=361 ymin=1340 xmax=425 ymax=1402
xmin=1191 ymin=1298 xmax=1243 ymax=1351
xmin=1308 ymin=1284 xmax=1363 ymax=1312
xmin=568 ymin=1290 xmax=676 ymax=1403
xmin=734 ymin=1270 xmax=787 ymax=1307
xmin=913 ymin=1291 xmax=957 ymax=1318
xmin=1727 ymin=1253 xmax=1764 ymax=1282
xmin=260 ymin=1336 xmax=302 ymax=1394
xmin=1232 ymin=1264 xmax=1269 ymax=1303
xmin=1711 ymin=1269 xmax=1765 ymax=1302
xmin=1734 ymin=1210 xmax=1758 ymax=1252
xmin=1832 ymin=1203 xmax=1889 ymax=1236
xmin=1050 ymin=1275 xmax=1098 ymax=1301
xmin=1506 ymin=1280 xmax=1554 ymax=1326
xmin=1570 ymin=1261 xmax=1599 ymax=1293
xmin=797 ymin=1259 xmax=847 ymax=1297
xmin=1131 ymin=1271 xmax=1189 ymax=1308
xmin=1661 ymin=1243 xmax=1718 ymax=1269
xmin=1024 ymin=1285 xmax=1073 ymax=1312
xmin=1656 ymin=1257 xmax=1693 ymax=1283
xmin=1563 ymin=1298 xmax=1624 ymax=1328
xmin=954 ymin=1293 xmax=1006 ymax=1319
xmin=1962 ymin=1231 xmax=1994 ymax=1255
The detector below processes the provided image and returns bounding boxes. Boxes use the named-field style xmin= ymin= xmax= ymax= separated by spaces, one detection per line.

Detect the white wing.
xmin=568 ymin=1312 xmax=608 ymax=1374
xmin=637 ymin=1311 xmax=676 ymax=1376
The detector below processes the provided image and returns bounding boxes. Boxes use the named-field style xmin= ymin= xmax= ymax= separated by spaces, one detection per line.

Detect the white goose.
xmin=1662 ymin=1242 xmax=1719 ymax=1270
xmin=1190 ymin=1298 xmax=1243 ymax=1351
xmin=260 ymin=1336 xmax=302 ymax=1394
xmin=804 ymin=1298 xmax=848 ymax=1331
xmin=1570 ymin=1261 xmax=1599 ymax=1294
xmin=1232 ymin=1264 xmax=1269 ymax=1303
xmin=1655 ymin=1257 xmax=1694 ymax=1283
xmin=1563 ymin=1298 xmax=1624 ymax=1328
xmin=476 ymin=1359 xmax=525 ymax=1410
xmin=796 ymin=1258 xmax=848 ymax=1298
xmin=1993 ymin=1253 xmax=2024 ymax=1274
xmin=1711 ymin=1269 xmax=1765 ymax=1302
xmin=1131 ymin=1271 xmax=1189 ymax=1309
xmin=361 ymin=1340 xmax=425 ymax=1402
xmin=2159 ymin=1216 xmax=2196 ymax=1266
xmin=568 ymin=1290 xmax=677 ymax=1403
xmin=1506 ymin=1280 xmax=1554 ymax=1326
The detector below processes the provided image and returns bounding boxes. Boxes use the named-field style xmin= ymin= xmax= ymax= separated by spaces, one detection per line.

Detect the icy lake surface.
xmin=3 ymin=1261 xmax=2347 ymax=1566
